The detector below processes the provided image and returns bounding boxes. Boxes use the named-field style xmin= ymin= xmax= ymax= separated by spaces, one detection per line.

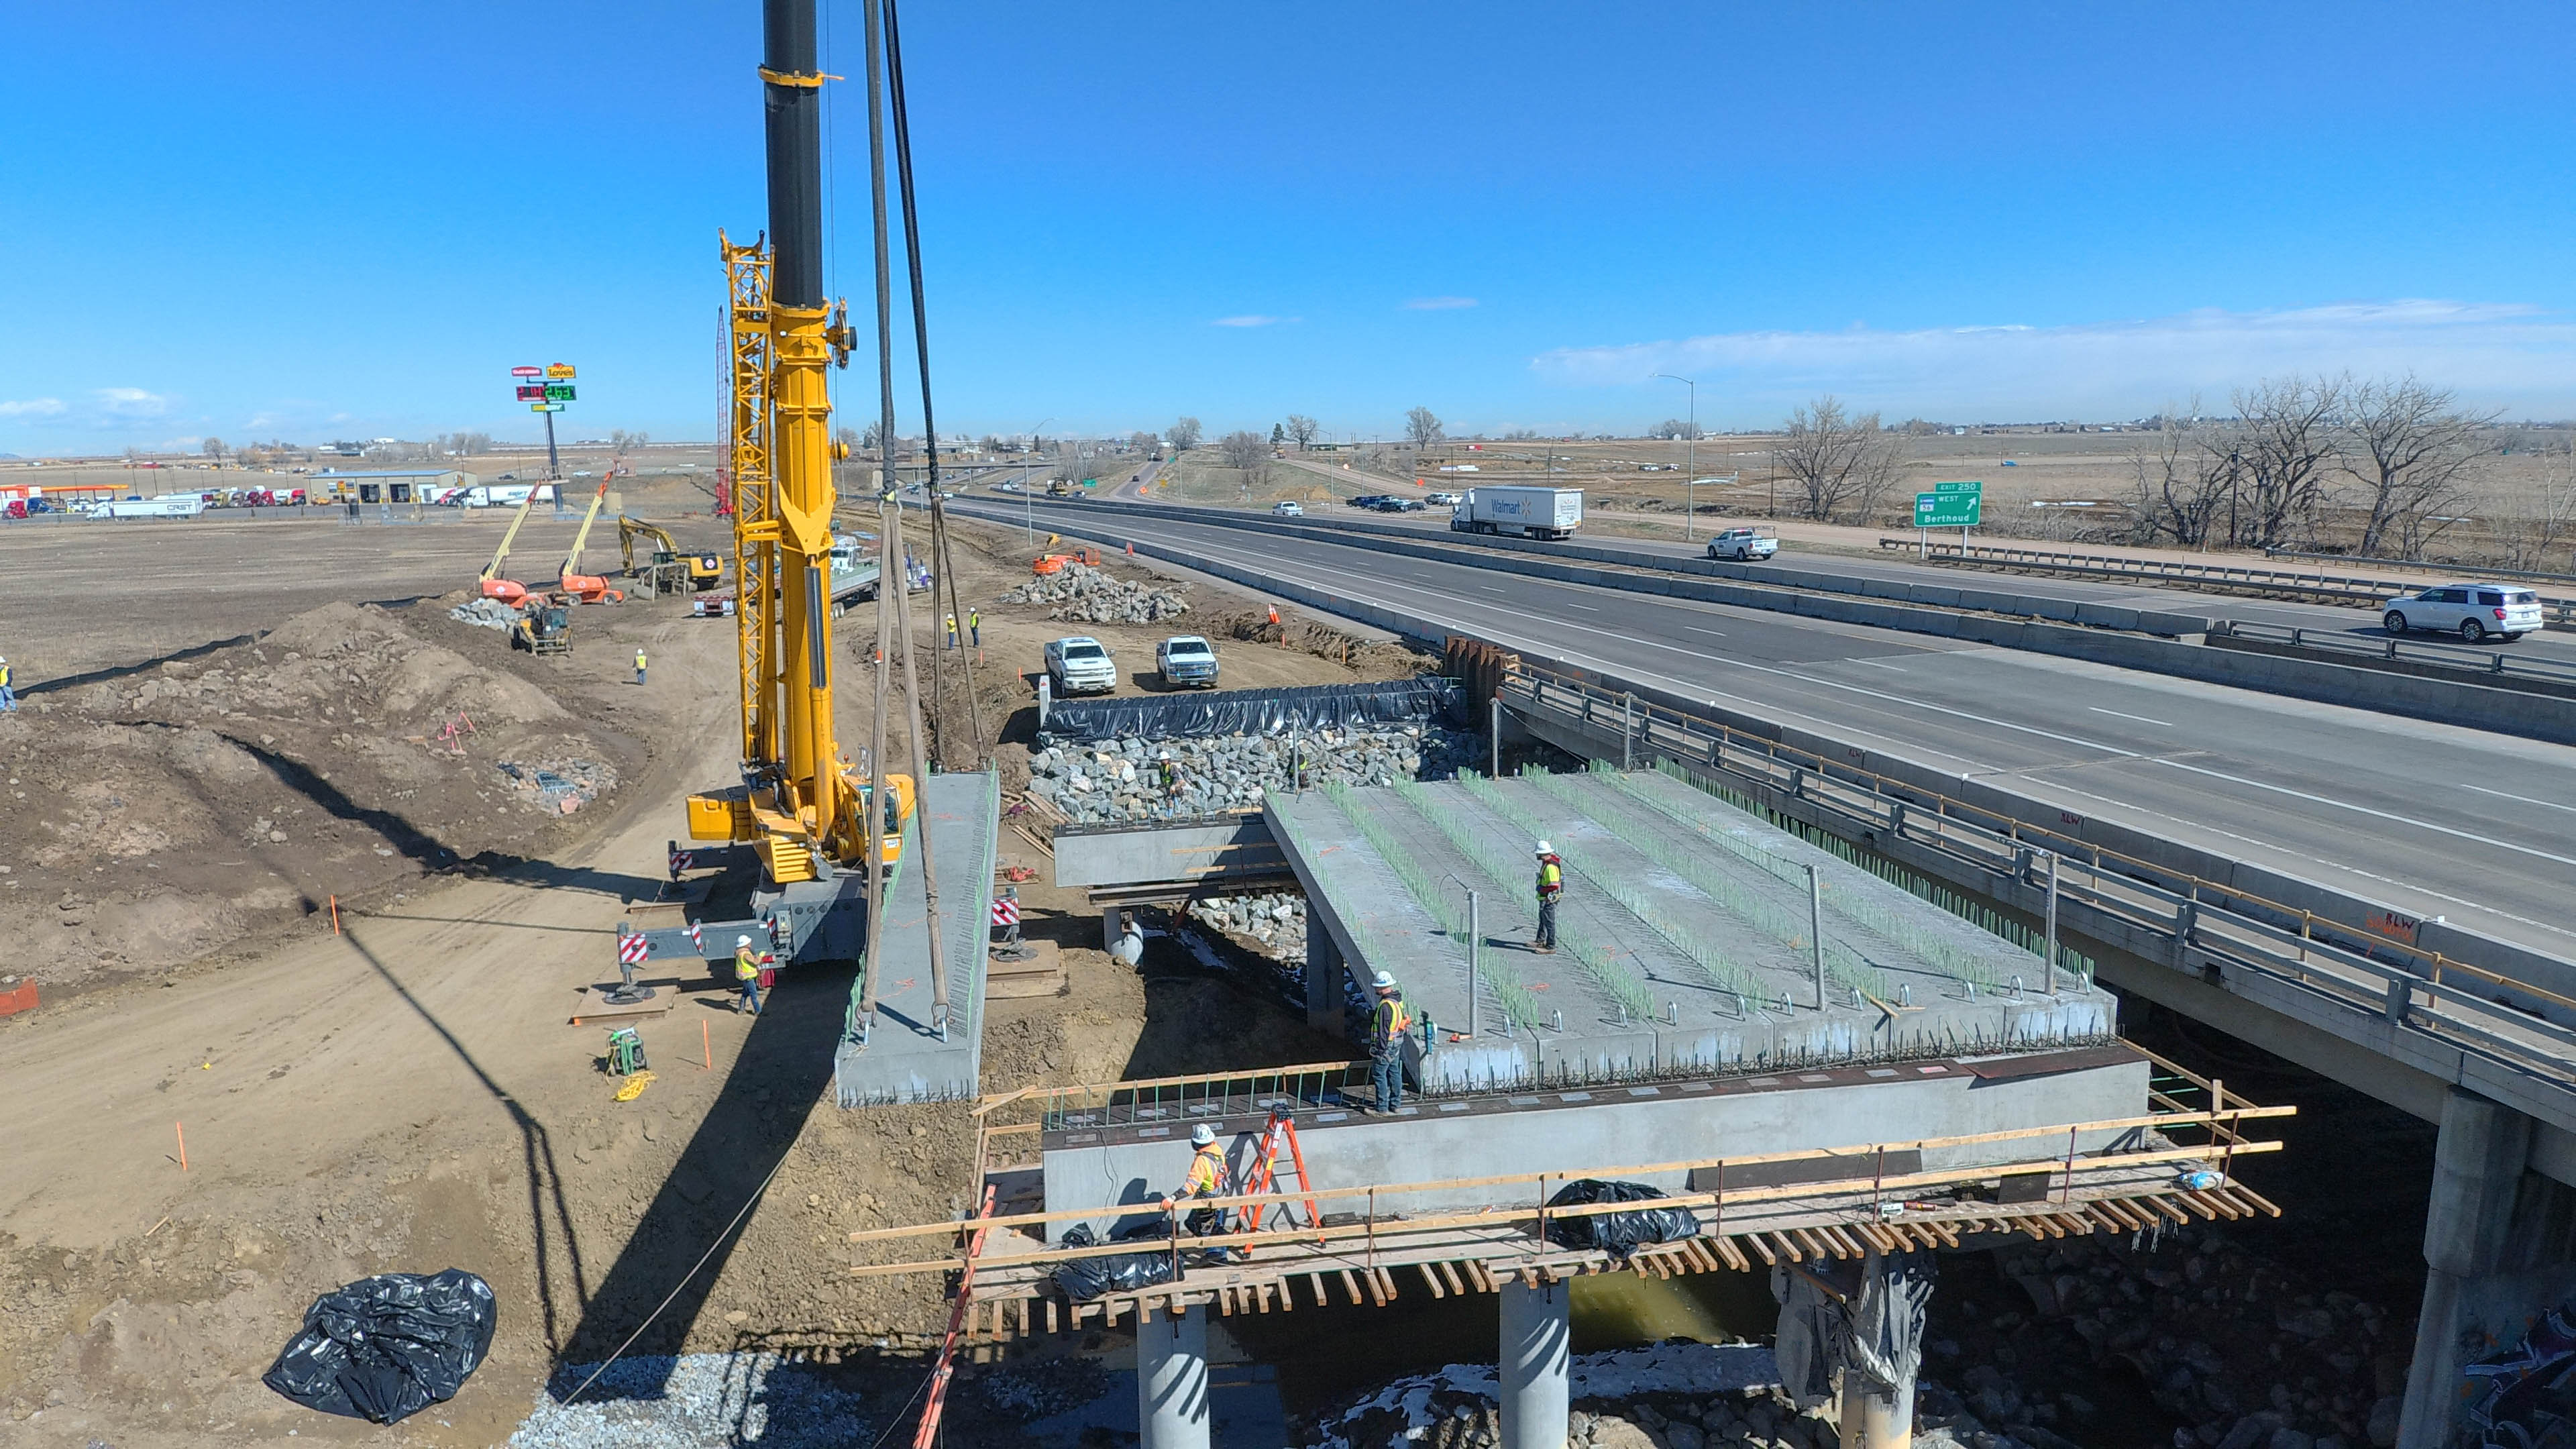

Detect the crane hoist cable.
xmin=851 ymin=0 xmax=953 ymax=1041
xmin=885 ymin=0 xmax=986 ymax=769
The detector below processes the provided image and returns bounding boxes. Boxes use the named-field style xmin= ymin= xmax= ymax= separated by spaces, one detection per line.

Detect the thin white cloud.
xmin=1405 ymin=297 xmax=1479 ymax=311
xmin=1212 ymin=315 xmax=1287 ymax=327
xmin=93 ymin=386 xmax=174 ymax=419
xmin=0 ymin=398 xmax=66 ymax=419
xmin=1532 ymin=301 xmax=2576 ymax=417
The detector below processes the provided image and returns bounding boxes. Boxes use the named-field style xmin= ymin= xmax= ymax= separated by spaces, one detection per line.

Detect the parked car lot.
xmin=2381 ymin=583 xmax=2544 ymax=643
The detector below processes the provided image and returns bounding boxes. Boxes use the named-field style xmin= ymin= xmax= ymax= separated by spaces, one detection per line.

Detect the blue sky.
xmin=7 ymin=1 xmax=2576 ymax=453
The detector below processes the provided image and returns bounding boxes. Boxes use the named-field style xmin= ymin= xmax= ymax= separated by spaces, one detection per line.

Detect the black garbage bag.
xmin=1053 ymin=1219 xmax=1179 ymax=1301
xmin=1541 ymin=1178 xmax=1702 ymax=1259
xmin=262 ymin=1269 xmax=497 ymax=1424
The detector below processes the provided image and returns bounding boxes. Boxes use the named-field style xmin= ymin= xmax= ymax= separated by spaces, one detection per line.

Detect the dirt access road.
xmin=0 ymin=509 xmax=1403 ymax=1446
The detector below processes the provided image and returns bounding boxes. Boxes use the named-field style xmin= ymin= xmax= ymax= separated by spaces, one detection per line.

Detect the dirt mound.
xmin=0 ymin=599 xmax=635 ymax=997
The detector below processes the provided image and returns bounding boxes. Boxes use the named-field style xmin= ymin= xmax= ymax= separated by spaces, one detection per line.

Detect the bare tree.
xmin=201 ymin=436 xmax=225 ymax=463
xmin=608 ymin=427 xmax=651 ymax=453
xmin=2338 ymin=376 xmax=2500 ymax=557
xmin=2496 ymin=439 xmax=2576 ymax=572
xmin=1773 ymin=396 xmax=1906 ymax=522
xmin=1126 ymin=430 xmax=1160 ymax=454
xmin=1218 ymin=429 xmax=1269 ymax=472
xmin=1285 ymin=414 xmax=1320 ymax=449
xmin=1405 ymin=406 xmax=1444 ymax=447
xmin=2229 ymin=375 xmax=2345 ymax=548
xmin=2123 ymin=401 xmax=2237 ymax=546
xmin=1167 ymin=417 xmax=1203 ymax=451
xmin=1648 ymin=419 xmax=1700 ymax=441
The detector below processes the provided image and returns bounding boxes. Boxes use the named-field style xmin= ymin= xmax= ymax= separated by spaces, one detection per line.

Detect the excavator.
xmin=617 ymin=515 xmax=724 ymax=595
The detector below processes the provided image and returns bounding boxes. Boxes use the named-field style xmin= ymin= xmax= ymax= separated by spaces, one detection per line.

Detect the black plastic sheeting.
xmin=1038 ymin=676 xmax=1464 ymax=743
xmin=1772 ymin=1250 xmax=1937 ymax=1409
xmin=1052 ymin=1220 xmax=1180 ymax=1299
xmin=262 ymin=1270 xmax=496 ymax=1424
xmin=1540 ymin=1178 xmax=1703 ymax=1260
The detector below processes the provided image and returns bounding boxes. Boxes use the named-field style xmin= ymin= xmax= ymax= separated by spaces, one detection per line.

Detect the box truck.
xmin=1450 ymin=486 xmax=1582 ymax=540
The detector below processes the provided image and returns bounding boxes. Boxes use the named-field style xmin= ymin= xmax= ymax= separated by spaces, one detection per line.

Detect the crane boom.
xmin=476 ymin=482 xmax=551 ymax=601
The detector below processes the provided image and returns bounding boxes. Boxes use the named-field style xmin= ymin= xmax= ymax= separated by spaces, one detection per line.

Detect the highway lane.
xmin=1199 ymin=473 xmax=2576 ymax=669
xmin=959 ymin=495 xmax=2576 ymax=964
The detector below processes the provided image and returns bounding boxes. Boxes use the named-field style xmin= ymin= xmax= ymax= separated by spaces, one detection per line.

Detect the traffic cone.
xmin=1126 ymin=541 xmax=1134 ymax=556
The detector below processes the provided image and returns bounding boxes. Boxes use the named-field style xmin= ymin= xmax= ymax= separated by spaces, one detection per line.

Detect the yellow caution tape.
xmin=613 ymin=1071 xmax=656 ymax=1102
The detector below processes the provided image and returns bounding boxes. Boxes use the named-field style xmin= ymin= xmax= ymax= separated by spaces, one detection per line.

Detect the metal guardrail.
xmin=2216 ymin=620 xmax=2576 ymax=690
xmin=1880 ymin=538 xmax=2576 ymax=628
xmin=1503 ymin=664 xmax=2576 ymax=1124
xmin=2265 ymin=546 xmax=2576 ymax=590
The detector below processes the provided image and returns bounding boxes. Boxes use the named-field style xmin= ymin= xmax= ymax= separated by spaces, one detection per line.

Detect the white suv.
xmin=2382 ymin=584 xmax=2544 ymax=643
xmin=1044 ymin=637 xmax=1119 ymax=694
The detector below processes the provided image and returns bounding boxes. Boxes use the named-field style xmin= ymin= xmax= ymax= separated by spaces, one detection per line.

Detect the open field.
xmin=0 ymin=507 xmax=1420 ymax=1446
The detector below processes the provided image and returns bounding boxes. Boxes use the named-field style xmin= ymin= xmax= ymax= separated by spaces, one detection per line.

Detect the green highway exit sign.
xmin=1933 ymin=480 xmax=1982 ymax=495
xmin=1915 ymin=490 xmax=1981 ymax=527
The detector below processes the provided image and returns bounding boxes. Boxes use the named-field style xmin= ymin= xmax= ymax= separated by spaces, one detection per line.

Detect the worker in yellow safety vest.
xmin=1368 ymin=971 xmax=1412 ymax=1113
xmin=967 ymin=608 xmax=981 ymax=649
xmin=633 ymin=647 xmax=648 ymax=687
xmin=1533 ymin=841 xmax=1564 ymax=953
xmin=0 ymin=655 xmax=15 ymax=712
xmin=732 ymin=934 xmax=764 ymax=1016
xmin=1164 ymin=1122 xmax=1244 ymax=1260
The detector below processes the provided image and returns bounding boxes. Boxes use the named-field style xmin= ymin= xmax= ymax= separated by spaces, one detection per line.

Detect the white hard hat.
xmin=1371 ymin=970 xmax=1396 ymax=991
xmin=736 ymin=934 xmax=753 ymax=947
xmin=1159 ymin=750 xmax=1173 ymax=760
xmin=1191 ymin=1123 xmax=1216 ymax=1146
xmin=1534 ymin=841 xmax=1552 ymax=855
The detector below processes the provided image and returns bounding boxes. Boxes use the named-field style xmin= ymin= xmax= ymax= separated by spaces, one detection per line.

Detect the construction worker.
xmin=968 ymin=607 xmax=981 ymax=649
xmin=1165 ymin=1122 xmax=1242 ymax=1261
xmin=1533 ymin=841 xmax=1564 ymax=953
xmin=944 ymin=612 xmax=958 ymax=650
xmin=0 ymin=655 xmax=15 ymax=712
xmin=732 ymin=934 xmax=764 ymax=1015
xmin=1158 ymin=750 xmax=1182 ymax=812
xmin=633 ymin=647 xmax=648 ymax=687
xmin=1368 ymin=971 xmax=1411 ymax=1113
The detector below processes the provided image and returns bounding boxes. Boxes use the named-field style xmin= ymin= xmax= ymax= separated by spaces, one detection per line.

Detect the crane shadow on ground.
xmin=551 ymin=957 xmax=857 ymax=1397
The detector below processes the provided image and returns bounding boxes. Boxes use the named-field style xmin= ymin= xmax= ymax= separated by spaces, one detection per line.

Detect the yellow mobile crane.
xmin=679 ymin=5 xmax=912 ymax=890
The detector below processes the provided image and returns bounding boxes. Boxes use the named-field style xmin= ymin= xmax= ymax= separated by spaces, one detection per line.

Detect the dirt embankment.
xmin=0 ymin=598 xmax=643 ymax=998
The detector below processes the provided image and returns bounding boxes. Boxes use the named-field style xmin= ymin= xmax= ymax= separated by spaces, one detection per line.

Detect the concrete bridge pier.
xmin=1138 ymin=1302 xmax=1211 ymax=1449
xmin=1305 ymin=909 xmax=1345 ymax=1033
xmin=2398 ymin=1089 xmax=2576 ymax=1449
xmin=1500 ymin=1277 xmax=1572 ymax=1449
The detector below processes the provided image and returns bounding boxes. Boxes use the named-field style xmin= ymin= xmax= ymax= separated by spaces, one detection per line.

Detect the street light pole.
xmin=1024 ymin=415 xmax=1055 ymax=546
xmin=1654 ymin=374 xmax=1697 ymax=541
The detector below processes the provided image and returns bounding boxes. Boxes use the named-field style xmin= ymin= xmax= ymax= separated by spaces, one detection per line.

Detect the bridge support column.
xmin=2398 ymin=1089 xmax=2576 ymax=1449
xmin=1305 ymin=914 xmax=1344 ymax=1034
xmin=1499 ymin=1276 xmax=1570 ymax=1449
xmin=1137 ymin=1301 xmax=1210 ymax=1449
xmin=1775 ymin=1248 xmax=1931 ymax=1449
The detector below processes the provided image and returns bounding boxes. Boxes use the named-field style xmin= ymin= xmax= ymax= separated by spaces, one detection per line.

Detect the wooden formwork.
xmin=855 ymin=1049 xmax=2291 ymax=1344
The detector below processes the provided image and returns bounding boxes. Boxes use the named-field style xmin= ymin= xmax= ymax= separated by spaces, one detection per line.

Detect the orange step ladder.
xmin=1234 ymin=1108 xmax=1321 ymax=1236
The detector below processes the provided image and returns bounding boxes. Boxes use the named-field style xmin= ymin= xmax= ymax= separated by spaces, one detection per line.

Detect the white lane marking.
xmin=1564 ymin=602 xmax=1600 ymax=612
xmin=1085 ymin=523 xmax=2576 ymax=874
xmin=1847 ymin=659 xmax=1909 ymax=673
xmin=2459 ymin=782 xmax=2576 ymax=816
xmin=1684 ymin=625 xmax=1728 ymax=638
xmin=2088 ymin=706 xmax=2175 ymax=728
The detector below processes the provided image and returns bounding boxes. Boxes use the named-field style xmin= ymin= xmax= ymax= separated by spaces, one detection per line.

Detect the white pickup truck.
xmin=1705 ymin=527 xmax=1778 ymax=561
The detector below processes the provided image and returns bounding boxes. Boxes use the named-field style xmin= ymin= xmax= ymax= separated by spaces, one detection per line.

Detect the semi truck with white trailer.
xmin=1450 ymin=486 xmax=1582 ymax=540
